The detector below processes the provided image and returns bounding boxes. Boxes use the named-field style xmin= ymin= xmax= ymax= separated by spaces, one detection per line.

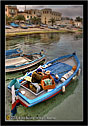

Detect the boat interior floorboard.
xmin=59 ymin=57 xmax=77 ymax=67
xmin=19 ymin=86 xmax=47 ymax=100
xmin=6 ymin=57 xmax=31 ymax=66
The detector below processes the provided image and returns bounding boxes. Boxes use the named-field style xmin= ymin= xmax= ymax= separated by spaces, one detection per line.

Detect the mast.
xmin=25 ymin=5 xmax=26 ymax=12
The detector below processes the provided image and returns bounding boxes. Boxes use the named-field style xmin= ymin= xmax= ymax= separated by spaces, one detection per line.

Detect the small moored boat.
xmin=6 ymin=51 xmax=45 ymax=73
xmin=20 ymin=24 xmax=29 ymax=29
xmin=5 ymin=25 xmax=12 ymax=29
xmin=8 ymin=52 xmax=81 ymax=115
xmin=10 ymin=23 xmax=19 ymax=28
xmin=6 ymin=48 xmax=23 ymax=59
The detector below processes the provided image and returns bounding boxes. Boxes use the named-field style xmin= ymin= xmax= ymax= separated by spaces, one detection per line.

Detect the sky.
xmin=17 ymin=5 xmax=83 ymax=19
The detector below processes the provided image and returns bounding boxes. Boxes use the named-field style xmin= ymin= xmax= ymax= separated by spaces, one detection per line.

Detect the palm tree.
xmin=31 ymin=17 xmax=37 ymax=24
xmin=36 ymin=17 xmax=41 ymax=25
xmin=75 ymin=16 xmax=82 ymax=22
xmin=15 ymin=15 xmax=25 ymax=24
xmin=6 ymin=15 xmax=15 ymax=25
xmin=6 ymin=15 xmax=9 ymax=25
xmin=30 ymin=17 xmax=41 ymax=25
xmin=49 ymin=18 xmax=55 ymax=26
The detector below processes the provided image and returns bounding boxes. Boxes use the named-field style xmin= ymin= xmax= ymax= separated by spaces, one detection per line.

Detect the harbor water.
xmin=5 ymin=32 xmax=83 ymax=121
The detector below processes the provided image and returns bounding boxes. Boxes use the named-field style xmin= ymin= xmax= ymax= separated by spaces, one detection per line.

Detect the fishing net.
xmin=44 ymin=62 xmax=72 ymax=83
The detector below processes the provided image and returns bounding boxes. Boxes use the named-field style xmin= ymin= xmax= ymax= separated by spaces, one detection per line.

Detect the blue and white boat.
xmin=8 ymin=52 xmax=81 ymax=115
xmin=6 ymin=51 xmax=45 ymax=73
xmin=6 ymin=48 xmax=23 ymax=59
xmin=5 ymin=25 xmax=12 ymax=29
xmin=10 ymin=23 xmax=19 ymax=28
xmin=48 ymin=25 xmax=59 ymax=30
xmin=20 ymin=24 xmax=29 ymax=29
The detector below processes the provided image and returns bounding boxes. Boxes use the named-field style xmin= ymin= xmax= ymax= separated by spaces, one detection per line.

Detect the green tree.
xmin=49 ymin=18 xmax=55 ymax=26
xmin=75 ymin=16 xmax=82 ymax=22
xmin=6 ymin=15 xmax=15 ymax=25
xmin=30 ymin=17 xmax=41 ymax=25
xmin=36 ymin=17 xmax=41 ymax=25
xmin=31 ymin=17 xmax=37 ymax=24
xmin=15 ymin=15 xmax=25 ymax=24
xmin=70 ymin=18 xmax=73 ymax=21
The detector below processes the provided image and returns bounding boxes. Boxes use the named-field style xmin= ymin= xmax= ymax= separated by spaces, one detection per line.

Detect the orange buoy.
xmin=72 ymin=65 xmax=77 ymax=71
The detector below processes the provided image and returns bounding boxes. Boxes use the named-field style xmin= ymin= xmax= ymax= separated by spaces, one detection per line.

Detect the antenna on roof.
xmin=25 ymin=5 xmax=26 ymax=11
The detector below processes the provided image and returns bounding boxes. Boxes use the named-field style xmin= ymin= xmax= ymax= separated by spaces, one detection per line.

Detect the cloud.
xmin=51 ymin=5 xmax=83 ymax=19
xmin=17 ymin=5 xmax=46 ymax=11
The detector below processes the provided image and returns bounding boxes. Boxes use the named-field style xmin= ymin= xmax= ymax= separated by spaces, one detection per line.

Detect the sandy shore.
xmin=5 ymin=27 xmax=82 ymax=37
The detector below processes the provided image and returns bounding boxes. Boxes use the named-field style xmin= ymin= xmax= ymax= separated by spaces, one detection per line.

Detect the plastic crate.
xmin=41 ymin=74 xmax=55 ymax=90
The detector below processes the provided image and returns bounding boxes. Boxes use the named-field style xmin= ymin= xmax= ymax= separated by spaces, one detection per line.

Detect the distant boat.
xmin=8 ymin=52 xmax=80 ymax=115
xmin=5 ymin=25 xmax=12 ymax=29
xmin=48 ymin=26 xmax=59 ymax=30
xmin=10 ymin=23 xmax=19 ymax=28
xmin=41 ymin=24 xmax=47 ymax=27
xmin=6 ymin=51 xmax=45 ymax=73
xmin=26 ymin=24 xmax=33 ymax=28
xmin=6 ymin=48 xmax=23 ymax=59
xmin=20 ymin=24 xmax=29 ymax=29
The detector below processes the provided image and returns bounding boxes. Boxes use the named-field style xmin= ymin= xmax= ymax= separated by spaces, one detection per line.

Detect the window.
xmin=27 ymin=16 xmax=29 ymax=18
xmin=34 ymin=11 xmax=35 ymax=14
xmin=10 ymin=9 xmax=15 ymax=13
xmin=31 ymin=16 xmax=32 ymax=19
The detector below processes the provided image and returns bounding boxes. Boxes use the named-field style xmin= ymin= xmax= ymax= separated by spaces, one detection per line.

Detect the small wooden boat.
xmin=6 ymin=51 xmax=45 ymax=73
xmin=10 ymin=23 xmax=19 ymax=28
xmin=6 ymin=48 xmax=23 ymax=59
xmin=26 ymin=24 xmax=33 ymax=28
xmin=8 ymin=52 xmax=80 ymax=115
xmin=48 ymin=25 xmax=59 ymax=30
xmin=20 ymin=24 xmax=29 ymax=29
xmin=5 ymin=25 xmax=12 ymax=29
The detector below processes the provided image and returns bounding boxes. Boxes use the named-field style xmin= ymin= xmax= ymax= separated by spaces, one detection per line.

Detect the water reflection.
xmin=6 ymin=32 xmax=83 ymax=120
xmin=6 ymin=33 xmax=60 ymax=47
xmin=6 ymin=33 xmax=60 ymax=54
xmin=23 ymin=33 xmax=60 ymax=45
xmin=74 ymin=33 xmax=83 ymax=40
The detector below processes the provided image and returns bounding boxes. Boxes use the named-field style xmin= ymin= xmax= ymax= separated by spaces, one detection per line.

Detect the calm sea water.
xmin=6 ymin=32 xmax=83 ymax=121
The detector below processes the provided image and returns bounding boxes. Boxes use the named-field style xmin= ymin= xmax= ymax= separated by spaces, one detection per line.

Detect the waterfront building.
xmin=26 ymin=9 xmax=42 ymax=19
xmin=41 ymin=8 xmax=62 ymax=25
xmin=17 ymin=11 xmax=30 ymax=22
xmin=56 ymin=17 xmax=71 ymax=26
xmin=5 ymin=6 xmax=61 ymax=25
xmin=17 ymin=9 xmax=42 ymax=24
xmin=74 ymin=21 xmax=83 ymax=28
xmin=5 ymin=5 xmax=18 ymax=17
xmin=17 ymin=8 xmax=62 ymax=25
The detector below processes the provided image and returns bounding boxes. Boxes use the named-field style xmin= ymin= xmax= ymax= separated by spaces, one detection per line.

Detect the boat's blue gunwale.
xmin=6 ymin=48 xmax=22 ymax=55
xmin=45 ymin=54 xmax=73 ymax=65
xmin=16 ymin=53 xmax=80 ymax=106
xmin=6 ymin=53 xmax=45 ymax=69
xmin=6 ymin=48 xmax=23 ymax=59
xmin=6 ymin=50 xmax=23 ymax=59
